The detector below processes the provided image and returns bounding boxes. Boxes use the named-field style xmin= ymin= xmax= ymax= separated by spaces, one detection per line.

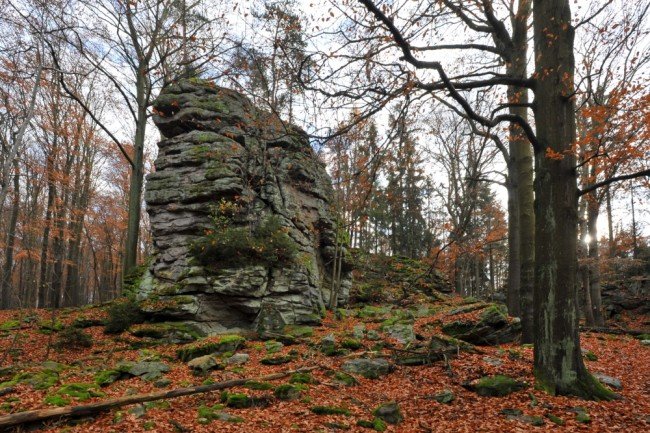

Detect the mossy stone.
xmin=471 ymin=375 xmax=526 ymax=397
xmin=310 ymin=406 xmax=351 ymax=416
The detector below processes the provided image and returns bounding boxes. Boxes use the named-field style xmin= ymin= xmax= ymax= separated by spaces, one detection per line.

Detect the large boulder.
xmin=442 ymin=304 xmax=521 ymax=345
xmin=138 ymin=79 xmax=351 ymax=335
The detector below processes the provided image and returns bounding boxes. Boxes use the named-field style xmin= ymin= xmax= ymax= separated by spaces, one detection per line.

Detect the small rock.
xmin=154 ymin=378 xmax=172 ymax=388
xmin=385 ymin=323 xmax=415 ymax=344
xmin=129 ymin=404 xmax=147 ymax=418
xmin=265 ymin=340 xmax=284 ymax=353
xmin=366 ymin=330 xmax=382 ymax=341
xmin=466 ymin=375 xmax=526 ymax=397
xmin=373 ymin=402 xmax=403 ymax=424
xmin=433 ymin=390 xmax=454 ymax=404
xmin=483 ymin=356 xmax=503 ymax=367
xmin=353 ymin=324 xmax=366 ymax=339
xmin=641 ymin=340 xmax=650 ymax=346
xmin=128 ymin=361 xmax=170 ymax=379
xmin=320 ymin=334 xmax=337 ymax=355
xmin=187 ymin=355 xmax=222 ymax=374
xmin=226 ymin=353 xmax=250 ymax=365
xmin=342 ymin=358 xmax=392 ymax=379
xmin=593 ymin=373 xmax=622 ymax=390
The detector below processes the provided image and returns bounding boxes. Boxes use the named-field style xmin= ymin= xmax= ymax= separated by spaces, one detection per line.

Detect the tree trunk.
xmin=532 ymin=0 xmax=615 ymax=400
xmin=605 ymin=186 xmax=615 ymax=257
xmin=0 ymin=163 xmax=20 ymax=309
xmin=586 ymin=199 xmax=604 ymax=326
xmin=122 ymin=97 xmax=147 ymax=281
xmin=38 ymin=155 xmax=57 ymax=308
xmin=506 ymin=175 xmax=521 ymax=315
xmin=506 ymin=0 xmax=534 ymax=341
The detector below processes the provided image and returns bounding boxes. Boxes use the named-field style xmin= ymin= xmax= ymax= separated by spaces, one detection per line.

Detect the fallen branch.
xmin=580 ymin=326 xmax=647 ymax=336
xmin=0 ymin=366 xmax=318 ymax=429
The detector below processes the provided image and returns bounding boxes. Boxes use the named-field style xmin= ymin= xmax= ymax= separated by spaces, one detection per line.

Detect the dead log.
xmin=0 ymin=366 xmax=318 ymax=429
xmin=580 ymin=326 xmax=647 ymax=336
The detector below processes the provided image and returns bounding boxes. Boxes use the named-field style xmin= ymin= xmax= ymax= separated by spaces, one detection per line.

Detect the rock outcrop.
xmin=138 ymin=79 xmax=351 ymax=335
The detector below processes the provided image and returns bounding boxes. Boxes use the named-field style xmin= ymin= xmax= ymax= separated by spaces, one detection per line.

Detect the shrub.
xmin=104 ymin=299 xmax=144 ymax=334
xmin=192 ymin=201 xmax=298 ymax=269
xmin=55 ymin=327 xmax=93 ymax=349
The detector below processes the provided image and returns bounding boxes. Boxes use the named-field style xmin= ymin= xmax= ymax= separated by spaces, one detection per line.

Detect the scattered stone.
xmin=353 ymin=324 xmax=366 ymax=339
xmin=260 ymin=355 xmax=295 ymax=365
xmin=187 ymin=355 xmax=222 ymax=375
xmin=129 ymin=404 xmax=147 ymax=418
xmin=154 ymin=378 xmax=172 ymax=388
xmin=320 ymin=334 xmax=337 ymax=355
xmin=176 ymin=335 xmax=245 ymax=362
xmin=384 ymin=323 xmax=415 ymax=344
xmin=373 ymin=402 xmax=403 ymax=424
xmin=225 ymin=353 xmax=250 ymax=365
xmin=433 ymin=390 xmax=455 ymax=404
xmin=366 ymin=330 xmax=382 ymax=341
xmin=483 ymin=356 xmax=503 ymax=367
xmin=127 ymin=361 xmax=170 ymax=381
xmin=332 ymin=371 xmax=358 ymax=387
xmin=341 ymin=358 xmax=392 ymax=379
xmin=641 ymin=340 xmax=650 ymax=346
xmin=466 ymin=375 xmax=526 ymax=397
xmin=289 ymin=372 xmax=316 ymax=384
xmin=593 ymin=373 xmax=622 ymax=390
xmin=265 ymin=340 xmax=284 ymax=353
xmin=274 ymin=384 xmax=305 ymax=400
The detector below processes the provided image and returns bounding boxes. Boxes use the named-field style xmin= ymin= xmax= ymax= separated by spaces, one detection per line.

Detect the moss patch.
xmin=176 ymin=335 xmax=245 ymax=361
xmin=310 ymin=406 xmax=351 ymax=416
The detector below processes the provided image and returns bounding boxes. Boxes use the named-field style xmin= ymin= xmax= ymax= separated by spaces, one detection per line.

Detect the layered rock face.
xmin=138 ymin=79 xmax=350 ymax=335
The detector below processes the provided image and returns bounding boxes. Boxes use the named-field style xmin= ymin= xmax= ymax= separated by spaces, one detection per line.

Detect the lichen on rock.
xmin=139 ymin=79 xmax=351 ymax=335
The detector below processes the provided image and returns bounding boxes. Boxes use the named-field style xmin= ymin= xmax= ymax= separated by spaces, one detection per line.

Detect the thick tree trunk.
xmin=532 ymin=0 xmax=615 ymax=400
xmin=38 ymin=156 xmax=56 ymax=308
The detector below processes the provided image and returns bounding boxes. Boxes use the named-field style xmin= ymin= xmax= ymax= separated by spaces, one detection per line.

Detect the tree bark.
xmin=586 ymin=199 xmax=604 ymax=326
xmin=506 ymin=174 xmax=521 ymax=315
xmin=532 ymin=0 xmax=615 ymax=400
xmin=0 ymin=162 xmax=20 ymax=309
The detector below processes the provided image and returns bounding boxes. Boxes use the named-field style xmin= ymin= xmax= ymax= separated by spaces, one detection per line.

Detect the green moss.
xmin=310 ymin=406 xmax=351 ymax=416
xmin=44 ymin=394 xmax=69 ymax=406
xmin=45 ymin=383 xmax=104 ymax=405
xmin=289 ymin=373 xmax=316 ymax=384
xmin=284 ymin=325 xmax=314 ymax=338
xmin=274 ymin=384 xmax=305 ymax=400
xmin=357 ymin=418 xmax=387 ymax=432
xmin=546 ymin=414 xmax=565 ymax=425
xmin=0 ymin=320 xmax=20 ymax=331
xmin=95 ymin=370 xmax=124 ymax=387
xmin=244 ymin=381 xmax=274 ymax=390
xmin=333 ymin=372 xmax=357 ymax=386
xmin=584 ymin=351 xmax=598 ymax=361
xmin=260 ymin=355 xmax=295 ymax=365
xmin=576 ymin=412 xmax=591 ymax=423
xmin=356 ymin=305 xmax=391 ymax=319
xmin=224 ymin=393 xmax=251 ymax=409
xmin=473 ymin=375 xmax=526 ymax=397
xmin=37 ymin=319 xmax=64 ymax=334
xmin=176 ymin=335 xmax=245 ymax=361
xmin=341 ymin=339 xmax=362 ymax=350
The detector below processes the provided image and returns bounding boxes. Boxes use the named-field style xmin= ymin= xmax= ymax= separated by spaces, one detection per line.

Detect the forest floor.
xmin=0 ymin=256 xmax=650 ymax=433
